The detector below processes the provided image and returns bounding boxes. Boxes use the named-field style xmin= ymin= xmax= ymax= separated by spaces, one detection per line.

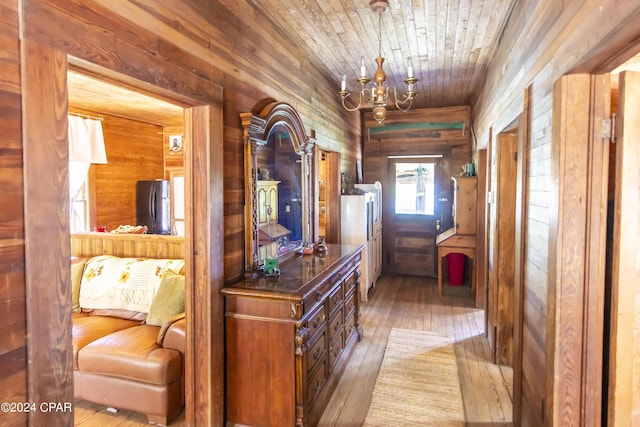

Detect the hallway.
xmin=319 ymin=274 xmax=513 ymax=426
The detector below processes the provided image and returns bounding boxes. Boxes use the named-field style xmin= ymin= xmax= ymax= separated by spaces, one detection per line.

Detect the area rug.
xmin=362 ymin=328 xmax=465 ymax=426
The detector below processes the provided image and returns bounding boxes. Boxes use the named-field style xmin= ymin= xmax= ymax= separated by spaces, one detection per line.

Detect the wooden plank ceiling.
xmin=66 ymin=1 xmax=640 ymax=127
xmin=251 ymin=0 xmax=518 ymax=109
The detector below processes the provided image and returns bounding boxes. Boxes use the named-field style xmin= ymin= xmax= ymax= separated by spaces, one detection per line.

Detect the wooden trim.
xmin=186 ymin=105 xmax=225 ymax=427
xmin=582 ymin=74 xmax=610 ymax=425
xmin=475 ymin=149 xmax=487 ymax=310
xmin=484 ymin=127 xmax=493 ymax=338
xmin=21 ymin=39 xmax=74 ymax=427
xmin=512 ymin=85 xmax=531 ymax=424
xmin=547 ymin=74 xmax=609 ymax=426
xmin=493 ymin=131 xmax=518 ymax=366
xmin=607 ymin=71 xmax=640 ymax=427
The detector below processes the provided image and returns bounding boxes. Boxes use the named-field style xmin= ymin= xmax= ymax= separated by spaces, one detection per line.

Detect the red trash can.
xmin=446 ymin=253 xmax=466 ymax=286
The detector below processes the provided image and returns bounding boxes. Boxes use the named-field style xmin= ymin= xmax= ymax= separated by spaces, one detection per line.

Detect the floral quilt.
xmin=79 ymin=255 xmax=185 ymax=313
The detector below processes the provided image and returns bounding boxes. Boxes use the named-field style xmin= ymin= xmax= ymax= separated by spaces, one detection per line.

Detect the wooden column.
xmin=21 ymin=39 xmax=74 ymax=427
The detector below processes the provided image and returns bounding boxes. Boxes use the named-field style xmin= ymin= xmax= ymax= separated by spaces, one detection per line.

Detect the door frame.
xmin=607 ymin=70 xmax=640 ymax=426
xmin=385 ymin=155 xmax=443 ymax=277
xmin=21 ymin=41 xmax=224 ymax=426
xmin=545 ymin=73 xmax=610 ymax=426
xmin=488 ymin=124 xmax=519 ymax=366
xmin=314 ymin=147 xmax=341 ymax=243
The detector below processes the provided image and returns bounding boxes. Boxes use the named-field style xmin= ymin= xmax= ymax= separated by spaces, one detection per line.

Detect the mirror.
xmin=241 ymin=101 xmax=315 ymax=274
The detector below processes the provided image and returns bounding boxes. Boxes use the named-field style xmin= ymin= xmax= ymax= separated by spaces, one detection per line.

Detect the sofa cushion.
xmin=78 ymin=325 xmax=182 ymax=386
xmin=72 ymin=316 xmax=140 ymax=369
xmin=71 ymin=259 xmax=86 ymax=313
xmin=146 ymin=272 xmax=185 ymax=326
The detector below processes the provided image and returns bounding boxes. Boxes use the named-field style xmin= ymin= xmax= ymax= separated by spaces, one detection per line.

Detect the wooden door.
xmin=385 ymin=157 xmax=446 ymax=276
xmin=317 ymin=149 xmax=340 ymax=243
xmin=488 ymin=131 xmax=517 ymax=366
xmin=607 ymin=70 xmax=640 ymax=426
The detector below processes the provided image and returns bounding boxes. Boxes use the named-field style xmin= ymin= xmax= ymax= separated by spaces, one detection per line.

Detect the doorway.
xmin=385 ymin=156 xmax=444 ymax=277
xmin=316 ymin=148 xmax=340 ymax=243
xmin=21 ymin=42 xmax=224 ymax=426
xmin=603 ymin=67 xmax=640 ymax=426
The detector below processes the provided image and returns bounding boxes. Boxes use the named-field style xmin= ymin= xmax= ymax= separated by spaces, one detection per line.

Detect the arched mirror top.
xmin=241 ymin=100 xmax=315 ymax=275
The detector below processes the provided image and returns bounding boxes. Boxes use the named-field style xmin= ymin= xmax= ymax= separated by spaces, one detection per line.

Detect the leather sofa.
xmin=71 ymin=255 xmax=186 ymax=425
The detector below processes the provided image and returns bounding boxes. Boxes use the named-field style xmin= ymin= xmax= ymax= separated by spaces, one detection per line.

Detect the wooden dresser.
xmin=221 ymin=244 xmax=363 ymax=427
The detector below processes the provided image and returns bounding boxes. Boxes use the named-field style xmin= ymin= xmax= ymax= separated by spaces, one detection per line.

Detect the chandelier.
xmin=338 ymin=0 xmax=418 ymax=124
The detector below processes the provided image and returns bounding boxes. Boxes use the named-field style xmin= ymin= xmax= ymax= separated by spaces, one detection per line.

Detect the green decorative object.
xmin=264 ymin=258 xmax=280 ymax=276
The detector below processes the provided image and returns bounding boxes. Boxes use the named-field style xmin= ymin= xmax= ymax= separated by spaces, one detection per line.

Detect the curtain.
xmin=68 ymin=115 xmax=107 ymax=231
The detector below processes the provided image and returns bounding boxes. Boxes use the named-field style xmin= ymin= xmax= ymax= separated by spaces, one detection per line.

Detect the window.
xmin=69 ymin=162 xmax=91 ymax=232
xmin=395 ymin=162 xmax=435 ymax=215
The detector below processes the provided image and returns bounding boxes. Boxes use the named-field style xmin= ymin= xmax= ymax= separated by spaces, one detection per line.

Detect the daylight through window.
xmin=395 ymin=162 xmax=435 ymax=215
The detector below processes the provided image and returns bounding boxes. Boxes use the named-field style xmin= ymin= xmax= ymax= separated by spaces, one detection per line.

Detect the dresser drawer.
xmin=328 ymin=284 xmax=344 ymax=315
xmin=345 ymin=310 xmax=356 ymax=342
xmin=304 ymin=302 xmax=326 ymax=339
xmin=305 ymin=330 xmax=326 ymax=376
xmin=344 ymin=287 xmax=356 ymax=320
xmin=343 ymin=270 xmax=357 ymax=294
xmin=305 ymin=359 xmax=327 ymax=406
xmin=329 ymin=309 xmax=344 ymax=340
xmin=302 ymin=277 xmax=336 ymax=314
xmin=329 ymin=330 xmax=345 ymax=371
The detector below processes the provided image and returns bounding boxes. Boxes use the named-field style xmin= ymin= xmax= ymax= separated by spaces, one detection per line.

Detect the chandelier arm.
xmin=395 ymin=98 xmax=413 ymax=113
xmin=393 ymin=87 xmax=415 ymax=108
xmin=340 ymin=90 xmax=365 ymax=112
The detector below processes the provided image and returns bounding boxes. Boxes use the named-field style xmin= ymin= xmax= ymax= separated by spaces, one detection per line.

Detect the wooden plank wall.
xmin=4 ymin=0 xmax=360 ymax=425
xmin=19 ymin=0 xmax=361 ymax=285
xmin=90 ymin=115 xmax=165 ymax=232
xmin=0 ymin=2 xmax=27 ymax=426
xmin=472 ymin=1 xmax=640 ymax=425
xmin=71 ymin=233 xmax=185 ymax=259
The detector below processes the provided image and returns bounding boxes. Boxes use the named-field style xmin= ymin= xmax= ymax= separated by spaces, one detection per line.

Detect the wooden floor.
xmin=74 ymin=275 xmax=512 ymax=426
xmin=318 ymin=274 xmax=513 ymax=426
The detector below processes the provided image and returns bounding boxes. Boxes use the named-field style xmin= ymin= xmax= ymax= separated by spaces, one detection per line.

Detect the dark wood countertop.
xmin=221 ymin=244 xmax=363 ymax=301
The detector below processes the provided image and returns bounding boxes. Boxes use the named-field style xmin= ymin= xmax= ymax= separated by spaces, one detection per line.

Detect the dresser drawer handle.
xmin=316 ymin=291 xmax=322 ymax=301
xmin=314 ymin=348 xmax=321 ymax=360
xmin=314 ymin=379 xmax=322 ymax=392
xmin=313 ymin=316 xmax=324 ymax=328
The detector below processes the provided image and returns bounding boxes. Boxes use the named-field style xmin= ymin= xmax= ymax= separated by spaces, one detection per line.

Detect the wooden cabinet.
xmin=257 ymin=180 xmax=280 ymax=226
xmin=257 ymin=180 xmax=291 ymax=259
xmin=436 ymin=176 xmax=477 ymax=296
xmin=452 ymin=176 xmax=477 ymax=234
xmin=222 ymin=244 xmax=363 ymax=427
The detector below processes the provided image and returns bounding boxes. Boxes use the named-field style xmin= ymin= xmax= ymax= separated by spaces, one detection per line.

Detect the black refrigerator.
xmin=136 ymin=180 xmax=171 ymax=234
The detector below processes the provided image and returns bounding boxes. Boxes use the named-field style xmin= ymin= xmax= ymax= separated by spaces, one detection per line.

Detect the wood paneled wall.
xmin=71 ymin=233 xmax=185 ymax=259
xmin=362 ymin=106 xmax=471 ymax=182
xmin=6 ymin=0 xmax=359 ymax=425
xmin=91 ymin=115 xmax=165 ymax=231
xmin=0 ymin=2 xmax=27 ymax=426
xmin=472 ymin=1 xmax=640 ymax=425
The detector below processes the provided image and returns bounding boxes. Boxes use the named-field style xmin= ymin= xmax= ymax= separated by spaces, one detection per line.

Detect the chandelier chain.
xmin=377 ymin=12 xmax=383 ymax=58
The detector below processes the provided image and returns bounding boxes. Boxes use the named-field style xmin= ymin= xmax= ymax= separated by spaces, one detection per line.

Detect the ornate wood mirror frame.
xmin=241 ymin=100 xmax=315 ymax=274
